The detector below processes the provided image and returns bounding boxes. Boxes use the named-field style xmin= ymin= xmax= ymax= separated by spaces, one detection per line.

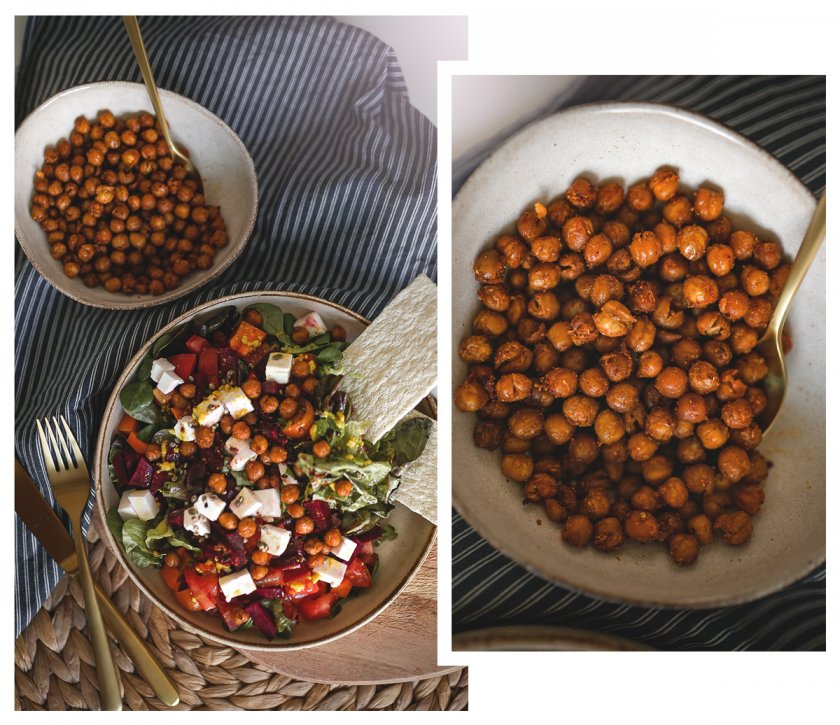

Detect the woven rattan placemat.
xmin=14 ymin=525 xmax=467 ymax=711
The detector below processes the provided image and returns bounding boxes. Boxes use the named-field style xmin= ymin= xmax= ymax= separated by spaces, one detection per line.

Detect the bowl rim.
xmin=94 ymin=289 xmax=437 ymax=650
xmin=15 ymin=80 xmax=259 ymax=310
xmin=452 ymin=99 xmax=824 ymax=609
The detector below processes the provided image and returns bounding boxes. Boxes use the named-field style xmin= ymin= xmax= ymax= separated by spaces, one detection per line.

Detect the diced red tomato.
xmin=175 ymin=588 xmax=202 ymax=612
xmin=161 ymin=565 xmax=183 ymax=592
xmin=298 ymin=592 xmax=338 ymax=621
xmin=197 ymin=347 xmax=219 ymax=388
xmin=117 ymin=413 xmax=138 ymax=435
xmin=285 ymin=572 xmax=321 ymax=600
xmin=186 ymin=335 xmax=208 ymax=354
xmin=183 ymin=567 xmax=220 ymax=611
xmin=168 ymin=353 xmax=196 ymax=381
xmin=344 ymin=557 xmax=372 ymax=588
xmin=258 ymin=567 xmax=286 ymax=587
xmin=332 ymin=577 xmax=353 ymax=598
xmin=126 ymin=431 xmax=148 ymax=455
xmin=229 ymin=320 xmax=267 ymax=358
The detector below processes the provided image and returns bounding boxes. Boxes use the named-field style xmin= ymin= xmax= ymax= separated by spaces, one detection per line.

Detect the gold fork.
xmin=36 ymin=416 xmax=122 ymax=711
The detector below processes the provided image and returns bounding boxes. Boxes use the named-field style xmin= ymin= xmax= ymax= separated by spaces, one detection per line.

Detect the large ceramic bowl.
xmin=452 ymin=102 xmax=825 ymax=608
xmin=15 ymin=81 xmax=258 ymax=309
xmin=95 ymin=291 xmax=436 ymax=650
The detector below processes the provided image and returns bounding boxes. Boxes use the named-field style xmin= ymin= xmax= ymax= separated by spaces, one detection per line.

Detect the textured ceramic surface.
xmin=452 ymin=102 xmax=825 ymax=608
xmin=15 ymin=81 xmax=258 ymax=309
xmin=95 ymin=292 xmax=435 ymax=650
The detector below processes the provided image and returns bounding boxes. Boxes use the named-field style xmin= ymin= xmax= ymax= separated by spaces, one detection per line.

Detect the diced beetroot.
xmin=185 ymin=461 xmax=207 ymax=490
xmin=304 ymin=500 xmax=332 ymax=533
xmin=261 ymin=380 xmax=279 ymax=395
xmin=244 ymin=601 xmax=277 ymax=640
xmin=167 ymin=508 xmax=185 ymax=528
xmin=111 ymin=450 xmax=131 ymax=491
xmin=128 ymin=457 xmax=155 ymax=489
xmin=253 ymin=587 xmax=285 ymax=599
xmin=243 ymin=343 xmax=271 ymax=367
xmin=217 ymin=598 xmax=249 ymax=632
xmin=355 ymin=525 xmax=382 ymax=543
xmin=217 ymin=347 xmax=238 ymax=381
xmin=258 ymin=426 xmax=287 ymax=445
xmin=199 ymin=445 xmax=224 ymax=474
xmin=150 ymin=468 xmax=170 ymax=495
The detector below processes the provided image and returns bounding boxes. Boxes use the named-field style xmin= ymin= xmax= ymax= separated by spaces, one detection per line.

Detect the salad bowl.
xmin=95 ymin=291 xmax=435 ymax=650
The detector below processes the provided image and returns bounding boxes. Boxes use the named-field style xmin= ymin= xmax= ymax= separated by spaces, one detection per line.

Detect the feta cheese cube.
xmin=293 ymin=311 xmax=328 ymax=339
xmin=252 ymin=488 xmax=283 ymax=517
xmin=276 ymin=462 xmax=298 ymax=486
xmin=126 ymin=489 xmax=160 ymax=521
xmin=265 ymin=352 xmax=293 ymax=385
xmin=117 ymin=491 xmax=138 ymax=521
xmin=218 ymin=386 xmax=254 ymax=420
xmin=330 ymin=535 xmax=357 ymax=562
xmin=225 ymin=436 xmax=257 ymax=471
xmin=193 ymin=394 xmax=225 ymax=427
xmin=150 ymin=357 xmax=175 ymax=383
xmin=156 ymin=369 xmax=184 ymax=395
xmin=259 ymin=524 xmax=291 ymax=556
xmin=312 ymin=557 xmax=347 ymax=587
xmin=184 ymin=506 xmax=211 ymax=536
xmin=229 ymin=487 xmax=263 ymax=518
xmin=174 ymin=415 xmax=196 ymax=442
xmin=219 ymin=569 xmax=257 ymax=601
xmin=194 ymin=493 xmax=226 ymax=521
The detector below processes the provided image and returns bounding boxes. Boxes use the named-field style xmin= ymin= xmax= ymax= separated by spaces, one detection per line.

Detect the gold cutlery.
xmin=15 ymin=459 xmax=179 ymax=706
xmin=35 ymin=417 xmax=122 ymax=710
xmin=123 ymin=16 xmax=202 ymax=184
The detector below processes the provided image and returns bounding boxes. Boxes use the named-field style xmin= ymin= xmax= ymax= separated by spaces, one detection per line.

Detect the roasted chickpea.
xmin=473 ymin=249 xmax=506 ymax=284
xmin=543 ymin=413 xmax=575 ymax=445
xmin=500 ymin=453 xmax=534 ymax=482
xmin=496 ymin=373 xmax=533 ymax=403
xmin=627 ymin=432 xmax=659 ymax=462
xmin=729 ymin=230 xmax=758 ymax=260
xmin=658 ymin=477 xmax=689 ymax=509
xmin=562 ymin=394 xmax=600 ymax=427
xmin=218 ymin=512 xmax=239 ymax=530
xmin=594 ymin=409 xmax=625 ymax=444
xmin=676 ymin=225 xmax=708 ymax=262
xmin=518 ymin=205 xmax=548 ymax=241
xmin=596 ymin=182 xmax=624 ymax=215
xmin=693 ymin=187 xmax=724 ymax=221
xmin=706 ymin=243 xmax=735 ymax=277
xmin=566 ymin=177 xmax=597 ymax=208
xmin=714 ymin=510 xmax=753 ymax=545
xmin=740 ymin=265 xmax=771 ymax=297
xmin=294 ymin=516 xmax=315 ymax=536
xmin=458 ymin=335 xmax=493 ymax=363
xmin=683 ymin=275 xmax=719 ymax=308
xmin=717 ymin=445 xmax=751 ymax=483
xmin=231 ymin=420 xmax=251 ymax=440
xmin=669 ymin=533 xmax=700 ymax=566
xmin=562 ymin=515 xmax=594 ymax=547
xmin=531 ymin=235 xmax=562 ymax=263
xmin=473 ymin=309 xmax=508 ymax=337
xmin=509 ymin=408 xmax=544 ymax=439
xmin=697 ymin=418 xmax=729 ymax=449
xmin=648 ymin=166 xmax=679 ymax=201
xmin=624 ymin=510 xmax=660 ymax=543
xmin=662 ymin=194 xmax=693 ymax=226
xmin=629 ymin=231 xmax=663 ymax=268
xmin=195 ymin=426 xmax=215 ymax=449
xmin=631 ymin=485 xmax=660 ymax=512
xmin=683 ymin=463 xmax=715 ymax=495
xmin=455 ymin=379 xmax=489 ymax=412
xmin=562 ymin=216 xmax=594 ymax=252
xmin=592 ymin=517 xmax=625 ymax=552
xmin=653 ymin=367 xmax=688 ymax=399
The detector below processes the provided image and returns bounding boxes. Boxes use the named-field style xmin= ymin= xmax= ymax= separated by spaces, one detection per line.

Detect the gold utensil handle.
xmin=122 ymin=16 xmax=179 ymax=158
xmin=767 ymin=192 xmax=826 ymax=339
xmin=75 ymin=526 xmax=123 ymax=710
xmin=94 ymin=579 xmax=180 ymax=706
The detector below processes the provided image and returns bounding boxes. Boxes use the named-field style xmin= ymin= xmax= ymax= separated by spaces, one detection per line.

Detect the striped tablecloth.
xmin=452 ymin=75 xmax=825 ymax=651
xmin=14 ymin=15 xmax=437 ymax=636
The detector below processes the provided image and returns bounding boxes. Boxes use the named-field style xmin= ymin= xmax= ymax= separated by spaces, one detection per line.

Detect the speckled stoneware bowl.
xmin=95 ymin=291 xmax=435 ymax=650
xmin=15 ymin=81 xmax=258 ymax=309
xmin=452 ymin=102 xmax=825 ymax=608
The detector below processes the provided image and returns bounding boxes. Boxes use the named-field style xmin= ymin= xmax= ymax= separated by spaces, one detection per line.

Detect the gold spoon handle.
xmin=765 ymin=192 xmax=826 ymax=340
xmin=75 ymin=523 xmax=123 ymax=710
xmin=122 ymin=17 xmax=179 ymax=160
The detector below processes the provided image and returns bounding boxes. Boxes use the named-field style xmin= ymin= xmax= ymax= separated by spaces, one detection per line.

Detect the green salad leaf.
xmin=261 ymin=599 xmax=296 ymax=640
xmin=121 ymin=519 xmax=162 ymax=568
xmin=145 ymin=519 xmax=199 ymax=551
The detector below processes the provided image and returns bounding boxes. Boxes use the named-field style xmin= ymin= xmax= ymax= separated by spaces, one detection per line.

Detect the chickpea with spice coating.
xmin=562 ymin=515 xmax=594 ymax=547
xmin=500 ymin=453 xmax=533 ymax=482
xmin=669 ymin=533 xmax=700 ymax=566
xmin=625 ymin=511 xmax=660 ymax=543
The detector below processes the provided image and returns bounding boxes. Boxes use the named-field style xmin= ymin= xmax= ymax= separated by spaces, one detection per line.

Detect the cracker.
xmin=391 ymin=411 xmax=438 ymax=524
xmin=340 ymin=275 xmax=437 ymax=443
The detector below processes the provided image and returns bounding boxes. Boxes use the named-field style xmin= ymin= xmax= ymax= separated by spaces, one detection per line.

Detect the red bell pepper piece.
xmin=298 ymin=592 xmax=338 ymax=621
xmin=186 ymin=335 xmax=208 ymax=354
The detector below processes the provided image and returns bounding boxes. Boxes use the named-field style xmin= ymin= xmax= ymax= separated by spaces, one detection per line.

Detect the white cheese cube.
xmin=193 ymin=394 xmax=225 ymax=427
xmin=184 ymin=506 xmax=212 ymax=536
xmin=219 ymin=569 xmax=257 ymax=601
xmin=265 ymin=352 xmax=293 ymax=384
xmin=259 ymin=524 xmax=291 ymax=557
xmin=156 ymin=369 xmax=184 ymax=395
xmin=276 ymin=462 xmax=298 ymax=486
xmin=194 ymin=493 xmax=226 ymax=522
xmin=174 ymin=416 xmax=196 ymax=442
xmin=293 ymin=311 xmax=328 ymax=338
xmin=225 ymin=436 xmax=257 ymax=471
xmin=252 ymin=488 xmax=283 ymax=518
xmin=218 ymin=386 xmax=254 ymax=420
xmin=118 ymin=491 xmax=138 ymax=521
xmin=127 ymin=489 xmax=160 ymax=521
xmin=229 ymin=487 xmax=262 ymax=518
xmin=331 ymin=535 xmax=357 ymax=562
xmin=312 ymin=557 xmax=347 ymax=587
xmin=150 ymin=358 xmax=175 ymax=383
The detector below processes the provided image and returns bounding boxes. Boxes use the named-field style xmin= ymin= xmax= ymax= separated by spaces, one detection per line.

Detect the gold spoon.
xmin=756 ymin=192 xmax=826 ymax=435
xmin=123 ymin=16 xmax=202 ymax=185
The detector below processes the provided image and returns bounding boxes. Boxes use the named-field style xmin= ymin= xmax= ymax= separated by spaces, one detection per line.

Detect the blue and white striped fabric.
xmin=14 ymin=15 xmax=436 ymax=636
xmin=453 ymin=75 xmax=825 ymax=651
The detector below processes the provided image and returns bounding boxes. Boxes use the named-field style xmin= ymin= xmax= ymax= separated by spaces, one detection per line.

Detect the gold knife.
xmin=15 ymin=459 xmax=180 ymax=707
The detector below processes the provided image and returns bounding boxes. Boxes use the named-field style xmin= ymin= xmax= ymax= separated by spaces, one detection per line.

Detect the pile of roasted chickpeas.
xmin=455 ymin=168 xmax=790 ymax=566
xmin=29 ymin=110 xmax=227 ymax=295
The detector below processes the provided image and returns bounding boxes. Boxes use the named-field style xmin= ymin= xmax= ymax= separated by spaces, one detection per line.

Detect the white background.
xmin=5 ymin=1 xmax=839 ymax=721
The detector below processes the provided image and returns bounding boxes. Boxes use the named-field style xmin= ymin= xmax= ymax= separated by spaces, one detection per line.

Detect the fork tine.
xmin=35 ymin=419 xmax=58 ymax=474
xmin=43 ymin=418 xmax=67 ymax=471
xmin=52 ymin=416 xmax=75 ymax=468
xmin=59 ymin=415 xmax=85 ymax=471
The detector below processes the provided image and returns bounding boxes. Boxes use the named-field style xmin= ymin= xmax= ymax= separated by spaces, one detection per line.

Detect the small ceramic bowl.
xmin=452 ymin=102 xmax=825 ymax=608
xmin=15 ymin=81 xmax=258 ymax=309
xmin=94 ymin=291 xmax=436 ymax=650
